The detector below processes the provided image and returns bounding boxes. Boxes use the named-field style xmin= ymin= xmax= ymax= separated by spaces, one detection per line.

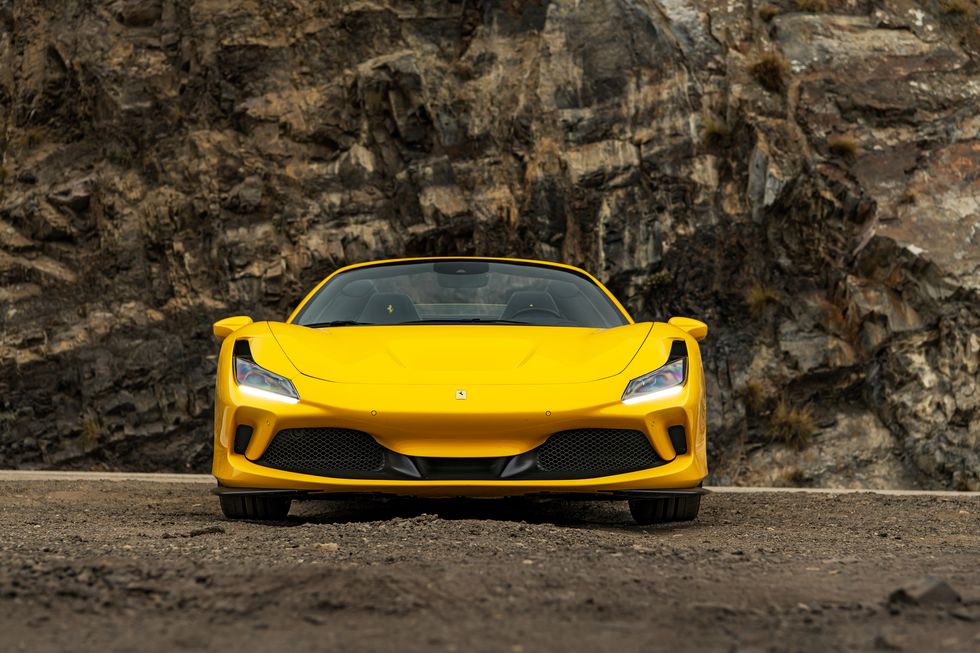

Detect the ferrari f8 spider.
xmin=211 ymin=258 xmax=708 ymax=524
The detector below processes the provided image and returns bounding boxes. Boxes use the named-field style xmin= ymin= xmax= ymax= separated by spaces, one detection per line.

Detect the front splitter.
xmin=212 ymin=486 xmax=709 ymax=501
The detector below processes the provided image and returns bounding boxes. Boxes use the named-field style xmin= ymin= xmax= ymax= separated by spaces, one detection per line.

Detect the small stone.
xmin=873 ymin=634 xmax=902 ymax=651
xmin=188 ymin=526 xmax=225 ymax=537
xmin=888 ymin=577 xmax=961 ymax=605
xmin=47 ymin=176 xmax=95 ymax=211
xmin=113 ymin=0 xmax=164 ymax=27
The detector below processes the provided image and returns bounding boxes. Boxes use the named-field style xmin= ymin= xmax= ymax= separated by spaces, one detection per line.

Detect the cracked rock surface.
xmin=0 ymin=1 xmax=978 ymax=488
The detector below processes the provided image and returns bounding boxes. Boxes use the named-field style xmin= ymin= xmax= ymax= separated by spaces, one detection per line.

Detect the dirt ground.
xmin=0 ymin=481 xmax=977 ymax=653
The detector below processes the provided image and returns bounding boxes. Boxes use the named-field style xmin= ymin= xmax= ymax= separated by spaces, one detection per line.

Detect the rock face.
xmin=0 ymin=1 xmax=977 ymax=487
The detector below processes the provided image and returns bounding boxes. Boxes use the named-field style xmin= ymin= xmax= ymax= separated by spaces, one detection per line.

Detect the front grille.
xmin=536 ymin=428 xmax=661 ymax=476
xmin=252 ymin=427 xmax=663 ymax=480
xmin=255 ymin=428 xmax=385 ymax=476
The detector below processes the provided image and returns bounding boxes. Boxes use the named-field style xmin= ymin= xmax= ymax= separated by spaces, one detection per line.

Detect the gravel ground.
xmin=0 ymin=481 xmax=978 ymax=652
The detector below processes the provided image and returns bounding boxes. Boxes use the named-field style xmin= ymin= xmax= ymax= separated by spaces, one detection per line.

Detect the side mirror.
xmin=213 ymin=315 xmax=253 ymax=341
xmin=668 ymin=316 xmax=708 ymax=341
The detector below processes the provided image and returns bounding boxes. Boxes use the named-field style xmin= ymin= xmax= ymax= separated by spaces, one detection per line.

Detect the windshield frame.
xmin=287 ymin=258 xmax=633 ymax=328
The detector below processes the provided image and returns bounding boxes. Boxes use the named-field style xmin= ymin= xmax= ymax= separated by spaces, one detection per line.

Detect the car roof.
xmin=332 ymin=256 xmax=589 ymax=274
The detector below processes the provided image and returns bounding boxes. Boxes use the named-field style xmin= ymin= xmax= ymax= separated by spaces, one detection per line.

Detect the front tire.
xmin=219 ymin=495 xmax=292 ymax=520
xmin=628 ymin=495 xmax=700 ymax=525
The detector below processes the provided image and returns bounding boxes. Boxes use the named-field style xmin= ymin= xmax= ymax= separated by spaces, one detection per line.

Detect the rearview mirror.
xmin=213 ymin=315 xmax=253 ymax=341
xmin=435 ymin=261 xmax=490 ymax=288
xmin=668 ymin=316 xmax=708 ymax=341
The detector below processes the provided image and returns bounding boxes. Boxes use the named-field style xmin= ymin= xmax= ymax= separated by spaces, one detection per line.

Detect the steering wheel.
xmin=508 ymin=306 xmax=564 ymax=320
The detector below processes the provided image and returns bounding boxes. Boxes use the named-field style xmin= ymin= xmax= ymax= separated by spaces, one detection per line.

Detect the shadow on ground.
xmin=287 ymin=495 xmax=701 ymax=532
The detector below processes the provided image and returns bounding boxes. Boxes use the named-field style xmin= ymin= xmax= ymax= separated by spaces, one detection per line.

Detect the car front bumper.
xmin=212 ymin=371 xmax=707 ymax=498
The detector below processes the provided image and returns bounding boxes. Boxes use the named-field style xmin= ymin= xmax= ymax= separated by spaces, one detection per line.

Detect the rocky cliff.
xmin=1 ymin=0 xmax=977 ymax=488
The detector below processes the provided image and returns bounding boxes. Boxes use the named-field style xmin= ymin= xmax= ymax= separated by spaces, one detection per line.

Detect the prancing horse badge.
xmin=455 ymin=389 xmax=467 ymax=400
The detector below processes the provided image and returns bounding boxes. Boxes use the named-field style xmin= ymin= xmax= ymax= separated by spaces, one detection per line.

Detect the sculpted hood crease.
xmin=268 ymin=321 xmax=654 ymax=385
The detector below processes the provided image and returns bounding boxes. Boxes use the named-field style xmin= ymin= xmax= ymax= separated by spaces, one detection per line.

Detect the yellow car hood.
xmin=268 ymin=322 xmax=653 ymax=385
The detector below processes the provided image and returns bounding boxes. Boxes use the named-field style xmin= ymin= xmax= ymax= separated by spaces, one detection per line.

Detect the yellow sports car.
xmin=211 ymin=257 xmax=708 ymax=524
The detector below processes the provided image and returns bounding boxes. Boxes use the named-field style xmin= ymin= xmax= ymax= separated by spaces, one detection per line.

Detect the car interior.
xmin=294 ymin=262 xmax=627 ymax=328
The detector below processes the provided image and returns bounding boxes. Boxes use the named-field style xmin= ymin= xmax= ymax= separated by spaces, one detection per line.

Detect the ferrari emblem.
xmin=386 ymin=304 xmax=394 ymax=314
xmin=455 ymin=389 xmax=467 ymax=400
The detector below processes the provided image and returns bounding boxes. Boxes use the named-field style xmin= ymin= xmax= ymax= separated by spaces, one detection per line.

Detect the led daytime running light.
xmin=621 ymin=358 xmax=686 ymax=404
xmin=234 ymin=357 xmax=300 ymax=403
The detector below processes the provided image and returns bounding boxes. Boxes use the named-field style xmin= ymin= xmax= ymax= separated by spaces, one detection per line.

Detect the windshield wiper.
xmin=395 ymin=318 xmax=537 ymax=325
xmin=301 ymin=320 xmax=374 ymax=328
xmin=302 ymin=319 xmax=544 ymax=327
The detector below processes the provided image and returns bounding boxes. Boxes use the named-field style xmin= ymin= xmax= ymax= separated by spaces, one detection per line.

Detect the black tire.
xmin=628 ymin=495 xmax=700 ymax=525
xmin=219 ymin=495 xmax=292 ymax=520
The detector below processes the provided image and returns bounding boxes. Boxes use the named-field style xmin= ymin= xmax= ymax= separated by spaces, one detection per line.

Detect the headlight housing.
xmin=234 ymin=357 xmax=300 ymax=404
xmin=621 ymin=358 xmax=686 ymax=405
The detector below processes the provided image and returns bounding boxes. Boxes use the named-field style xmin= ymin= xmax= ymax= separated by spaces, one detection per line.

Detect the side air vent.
xmin=536 ymin=429 xmax=662 ymax=477
xmin=233 ymin=339 xmax=252 ymax=359
xmin=233 ymin=425 xmax=254 ymax=455
xmin=255 ymin=428 xmax=386 ymax=476
xmin=667 ymin=425 xmax=687 ymax=456
xmin=668 ymin=340 xmax=687 ymax=360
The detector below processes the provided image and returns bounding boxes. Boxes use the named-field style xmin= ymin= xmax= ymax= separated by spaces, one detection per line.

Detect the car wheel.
xmin=219 ymin=495 xmax=292 ymax=520
xmin=628 ymin=495 xmax=700 ymax=525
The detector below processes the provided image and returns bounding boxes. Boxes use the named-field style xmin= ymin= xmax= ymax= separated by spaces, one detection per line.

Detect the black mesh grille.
xmin=536 ymin=429 xmax=661 ymax=476
xmin=255 ymin=428 xmax=385 ymax=476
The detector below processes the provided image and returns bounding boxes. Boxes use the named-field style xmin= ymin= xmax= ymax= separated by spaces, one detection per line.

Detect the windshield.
xmin=292 ymin=260 xmax=629 ymax=328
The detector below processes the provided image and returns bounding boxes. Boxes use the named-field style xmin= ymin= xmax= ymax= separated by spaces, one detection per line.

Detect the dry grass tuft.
xmin=827 ymin=135 xmax=860 ymax=160
xmin=794 ymin=0 xmax=829 ymax=11
xmin=770 ymin=401 xmax=815 ymax=448
xmin=21 ymin=127 xmax=48 ymax=148
xmin=779 ymin=467 xmax=809 ymax=486
xmin=749 ymin=53 xmax=790 ymax=94
xmin=80 ymin=414 xmax=101 ymax=450
xmin=647 ymin=268 xmax=673 ymax=288
xmin=745 ymin=284 xmax=779 ymax=319
xmin=740 ymin=380 xmax=768 ymax=413
xmin=701 ymin=117 xmax=731 ymax=147
xmin=940 ymin=0 xmax=972 ymax=15
xmin=105 ymin=145 xmax=134 ymax=166
xmin=759 ymin=3 xmax=782 ymax=21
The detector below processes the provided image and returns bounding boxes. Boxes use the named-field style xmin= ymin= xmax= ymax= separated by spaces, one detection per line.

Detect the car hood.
xmin=268 ymin=322 xmax=653 ymax=385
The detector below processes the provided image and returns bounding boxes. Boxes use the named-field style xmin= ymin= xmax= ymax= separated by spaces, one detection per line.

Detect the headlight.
xmin=621 ymin=358 xmax=686 ymax=405
xmin=234 ymin=357 xmax=300 ymax=404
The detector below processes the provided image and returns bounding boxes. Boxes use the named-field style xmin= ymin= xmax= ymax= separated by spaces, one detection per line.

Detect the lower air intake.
xmin=536 ymin=428 xmax=662 ymax=476
xmin=255 ymin=428 xmax=385 ymax=476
